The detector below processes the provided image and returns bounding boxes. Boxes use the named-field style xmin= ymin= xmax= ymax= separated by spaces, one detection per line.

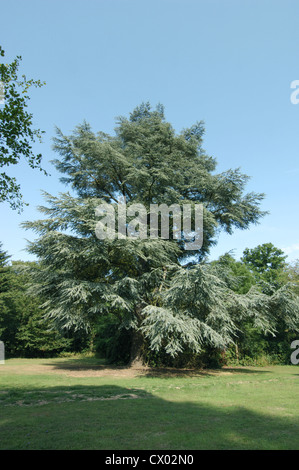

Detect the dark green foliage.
xmin=145 ymin=346 xmax=225 ymax=369
xmin=215 ymin=246 xmax=299 ymax=365
xmin=242 ymin=243 xmax=287 ymax=290
xmin=0 ymin=46 xmax=46 ymax=211
xmin=94 ymin=313 xmax=132 ymax=364
xmin=212 ymin=252 xmax=256 ymax=294
xmin=0 ymin=247 xmax=87 ymax=357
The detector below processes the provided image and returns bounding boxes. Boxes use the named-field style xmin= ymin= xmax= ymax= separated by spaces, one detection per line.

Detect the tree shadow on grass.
xmin=0 ymin=383 xmax=297 ymax=450
xmin=141 ymin=366 xmax=272 ymax=378
xmin=46 ymin=357 xmax=271 ymax=378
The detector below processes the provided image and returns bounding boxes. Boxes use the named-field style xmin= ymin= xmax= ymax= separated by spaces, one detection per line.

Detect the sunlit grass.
xmin=1 ymin=357 xmax=299 ymax=449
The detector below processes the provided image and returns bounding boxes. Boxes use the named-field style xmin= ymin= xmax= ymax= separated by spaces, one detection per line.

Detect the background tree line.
xmin=0 ymin=243 xmax=90 ymax=357
xmin=1 ymin=241 xmax=298 ymax=365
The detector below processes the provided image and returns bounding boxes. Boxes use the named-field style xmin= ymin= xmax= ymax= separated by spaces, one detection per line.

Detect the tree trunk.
xmin=129 ymin=328 xmax=145 ymax=368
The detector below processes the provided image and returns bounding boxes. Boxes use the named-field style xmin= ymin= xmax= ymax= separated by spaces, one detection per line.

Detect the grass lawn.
xmin=1 ymin=356 xmax=299 ymax=450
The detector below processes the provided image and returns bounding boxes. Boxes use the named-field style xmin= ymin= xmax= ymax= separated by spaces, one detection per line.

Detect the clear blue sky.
xmin=1 ymin=0 xmax=299 ymax=263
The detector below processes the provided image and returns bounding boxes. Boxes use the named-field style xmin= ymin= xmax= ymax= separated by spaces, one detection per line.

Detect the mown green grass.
xmin=1 ymin=357 xmax=299 ymax=449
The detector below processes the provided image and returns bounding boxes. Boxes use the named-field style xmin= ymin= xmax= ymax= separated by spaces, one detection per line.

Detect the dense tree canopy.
xmin=51 ymin=103 xmax=266 ymax=259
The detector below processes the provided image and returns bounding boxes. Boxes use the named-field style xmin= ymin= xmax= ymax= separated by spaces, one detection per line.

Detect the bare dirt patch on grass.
xmin=0 ymin=360 xmax=149 ymax=378
xmin=0 ymin=359 xmax=265 ymax=379
xmin=4 ymin=393 xmax=142 ymax=407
